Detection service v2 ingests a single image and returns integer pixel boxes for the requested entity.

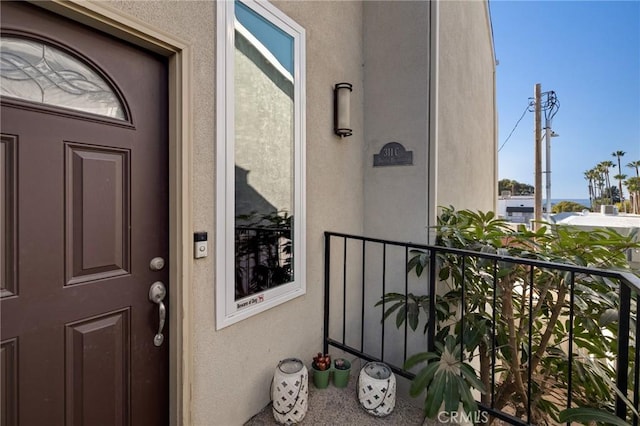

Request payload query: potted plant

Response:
[332,357,351,388]
[311,353,331,389]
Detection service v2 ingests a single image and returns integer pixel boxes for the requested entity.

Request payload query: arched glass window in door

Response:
[0,37,126,120]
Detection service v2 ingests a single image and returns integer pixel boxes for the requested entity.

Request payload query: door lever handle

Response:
[149,281,167,347]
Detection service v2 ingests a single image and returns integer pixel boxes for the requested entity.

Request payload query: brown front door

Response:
[0,3,169,425]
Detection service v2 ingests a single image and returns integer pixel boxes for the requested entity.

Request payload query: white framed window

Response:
[216,0,306,329]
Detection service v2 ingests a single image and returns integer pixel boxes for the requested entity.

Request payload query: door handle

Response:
[149,281,167,347]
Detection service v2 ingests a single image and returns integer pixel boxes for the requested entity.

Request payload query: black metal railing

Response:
[324,231,640,425]
[235,226,292,299]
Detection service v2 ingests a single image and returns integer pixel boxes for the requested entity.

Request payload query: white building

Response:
[497,193,537,226]
[556,210,640,268]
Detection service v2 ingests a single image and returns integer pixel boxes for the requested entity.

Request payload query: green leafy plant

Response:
[381,207,640,424]
[551,200,589,213]
[405,335,485,418]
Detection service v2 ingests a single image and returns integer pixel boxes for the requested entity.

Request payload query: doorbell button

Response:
[194,232,208,259]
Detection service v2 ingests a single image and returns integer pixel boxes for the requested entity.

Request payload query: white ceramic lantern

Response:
[271,358,308,424]
[358,361,396,417]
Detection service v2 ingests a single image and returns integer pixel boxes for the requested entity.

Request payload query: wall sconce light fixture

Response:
[334,82,353,137]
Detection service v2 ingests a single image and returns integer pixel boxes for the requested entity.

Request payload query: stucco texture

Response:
[99,0,495,424]
[436,0,497,213]
[363,1,432,244]
[106,1,365,425]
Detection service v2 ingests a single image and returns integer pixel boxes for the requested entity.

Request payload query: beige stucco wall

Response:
[105,1,364,425]
[363,1,432,244]
[235,27,294,216]
[359,0,432,401]
[89,1,493,424]
[436,0,497,212]
[358,0,496,406]
[362,0,496,243]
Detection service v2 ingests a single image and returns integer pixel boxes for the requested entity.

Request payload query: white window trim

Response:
[216,0,306,329]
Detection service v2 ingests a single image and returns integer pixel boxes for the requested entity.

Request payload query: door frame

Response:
[27,2,193,425]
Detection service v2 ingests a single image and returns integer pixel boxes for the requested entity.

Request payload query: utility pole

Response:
[525,87,559,229]
[541,91,560,222]
[534,83,542,229]
[545,123,551,221]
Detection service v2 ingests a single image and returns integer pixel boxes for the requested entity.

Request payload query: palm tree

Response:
[627,160,640,178]
[596,163,605,201]
[596,174,605,201]
[598,161,615,201]
[612,151,626,208]
[584,169,598,210]
[624,176,640,214]
[614,174,627,211]
[593,166,603,199]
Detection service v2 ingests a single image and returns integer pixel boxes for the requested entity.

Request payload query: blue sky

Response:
[236,1,293,73]
[491,0,640,199]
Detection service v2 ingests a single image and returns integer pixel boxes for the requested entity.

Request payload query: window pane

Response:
[234,1,295,300]
[0,37,125,119]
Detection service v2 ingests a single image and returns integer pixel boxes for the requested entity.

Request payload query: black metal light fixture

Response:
[334,82,353,137]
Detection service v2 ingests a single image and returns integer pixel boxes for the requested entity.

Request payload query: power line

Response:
[498,105,530,152]
[528,90,560,122]
[543,91,560,122]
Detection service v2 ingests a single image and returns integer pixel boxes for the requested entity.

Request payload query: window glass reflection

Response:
[234,1,295,300]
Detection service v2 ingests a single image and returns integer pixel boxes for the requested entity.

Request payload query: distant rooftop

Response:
[556,212,640,231]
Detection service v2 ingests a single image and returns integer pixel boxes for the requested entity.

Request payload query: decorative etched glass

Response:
[0,37,125,119]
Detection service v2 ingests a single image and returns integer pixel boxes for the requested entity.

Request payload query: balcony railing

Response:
[235,225,292,299]
[324,231,640,425]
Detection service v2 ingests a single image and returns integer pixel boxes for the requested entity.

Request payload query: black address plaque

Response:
[373,142,413,167]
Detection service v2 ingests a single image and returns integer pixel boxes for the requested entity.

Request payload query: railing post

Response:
[616,283,631,420]
[381,243,387,360]
[323,232,331,355]
[491,260,498,409]
[567,271,576,422]
[635,302,640,426]
[427,249,437,353]
[404,246,409,363]
[361,240,366,353]
[342,237,348,345]
[527,266,534,423]
[460,255,466,362]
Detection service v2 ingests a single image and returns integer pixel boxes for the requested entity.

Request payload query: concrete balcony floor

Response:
[245,372,427,426]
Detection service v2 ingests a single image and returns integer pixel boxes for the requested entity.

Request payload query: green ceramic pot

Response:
[312,365,331,389]
[332,359,351,388]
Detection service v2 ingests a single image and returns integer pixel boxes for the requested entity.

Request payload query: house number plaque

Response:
[373,142,413,167]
